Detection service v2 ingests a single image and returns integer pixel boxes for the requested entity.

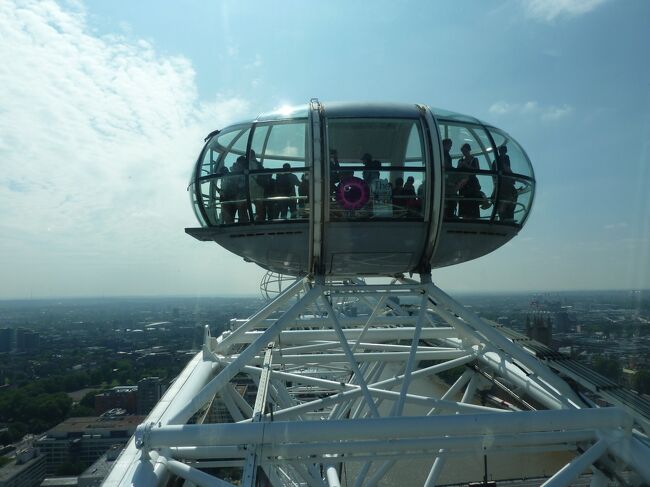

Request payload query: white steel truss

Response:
[103,276,650,487]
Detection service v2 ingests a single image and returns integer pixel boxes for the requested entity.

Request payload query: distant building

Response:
[0,329,12,353]
[13,329,39,353]
[136,378,163,415]
[36,416,143,474]
[0,447,47,487]
[94,387,137,415]
[554,309,577,333]
[526,312,552,347]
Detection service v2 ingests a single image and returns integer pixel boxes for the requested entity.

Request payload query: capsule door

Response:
[321,116,432,276]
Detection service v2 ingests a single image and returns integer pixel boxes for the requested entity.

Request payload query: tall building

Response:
[554,309,577,333]
[36,416,143,474]
[13,329,39,353]
[136,378,162,415]
[525,312,553,347]
[0,329,12,353]
[0,447,46,487]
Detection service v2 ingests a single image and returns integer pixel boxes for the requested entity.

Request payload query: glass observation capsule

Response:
[186,100,535,277]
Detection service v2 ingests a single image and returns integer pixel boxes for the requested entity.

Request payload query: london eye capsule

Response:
[186,100,535,277]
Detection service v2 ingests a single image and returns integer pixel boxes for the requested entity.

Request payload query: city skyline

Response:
[1,0,649,298]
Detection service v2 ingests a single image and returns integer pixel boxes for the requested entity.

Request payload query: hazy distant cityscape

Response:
[1,290,649,485]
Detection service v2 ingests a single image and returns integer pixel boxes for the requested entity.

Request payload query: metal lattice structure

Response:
[103,276,650,487]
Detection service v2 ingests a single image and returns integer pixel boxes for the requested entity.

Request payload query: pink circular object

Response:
[336,176,370,210]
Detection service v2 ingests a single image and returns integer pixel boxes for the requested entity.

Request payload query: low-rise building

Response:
[0,447,46,487]
[77,446,121,487]
[93,386,137,415]
[36,416,143,474]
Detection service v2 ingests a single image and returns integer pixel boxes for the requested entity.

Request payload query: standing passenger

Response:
[275,163,301,219]
[442,138,457,219]
[248,150,267,221]
[232,156,250,223]
[457,143,481,219]
[403,176,418,217]
[496,145,517,222]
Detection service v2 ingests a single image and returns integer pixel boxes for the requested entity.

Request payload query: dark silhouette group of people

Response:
[215,141,518,225]
[217,150,308,224]
[330,150,423,218]
[443,138,518,222]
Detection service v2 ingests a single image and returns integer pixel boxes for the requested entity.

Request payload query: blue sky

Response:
[0,0,648,298]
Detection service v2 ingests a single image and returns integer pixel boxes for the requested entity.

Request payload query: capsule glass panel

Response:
[326,118,426,221]
[438,121,496,221]
[195,126,251,226]
[437,121,494,170]
[247,121,309,223]
[247,168,309,222]
[487,128,534,177]
[251,121,308,168]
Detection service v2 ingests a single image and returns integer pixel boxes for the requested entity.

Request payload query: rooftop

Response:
[44,416,145,436]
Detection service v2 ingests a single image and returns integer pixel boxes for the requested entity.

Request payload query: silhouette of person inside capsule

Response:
[248,149,268,221]
[360,154,381,215]
[361,153,380,184]
[442,138,458,219]
[495,145,517,222]
[230,156,250,223]
[403,176,418,216]
[275,163,301,219]
[218,166,235,224]
[456,143,482,219]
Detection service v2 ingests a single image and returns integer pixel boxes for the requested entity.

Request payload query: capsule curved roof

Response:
[321,101,421,119]
[428,106,486,125]
[243,101,492,127]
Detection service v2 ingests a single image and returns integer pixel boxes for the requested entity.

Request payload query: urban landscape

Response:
[0,289,649,486]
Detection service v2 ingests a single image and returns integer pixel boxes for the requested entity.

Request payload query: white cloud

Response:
[540,104,574,121]
[523,0,608,22]
[488,100,573,122]
[604,222,629,230]
[245,54,263,70]
[0,0,253,297]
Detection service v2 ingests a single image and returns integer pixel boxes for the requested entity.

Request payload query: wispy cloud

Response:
[522,0,609,22]
[604,222,629,230]
[0,0,252,297]
[245,54,263,70]
[489,100,573,122]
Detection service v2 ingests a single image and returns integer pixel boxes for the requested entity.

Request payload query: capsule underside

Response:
[186,102,535,277]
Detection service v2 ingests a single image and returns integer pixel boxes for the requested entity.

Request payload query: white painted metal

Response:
[104,276,650,487]
[540,439,608,487]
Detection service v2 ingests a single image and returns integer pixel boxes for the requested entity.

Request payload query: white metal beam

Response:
[540,439,608,487]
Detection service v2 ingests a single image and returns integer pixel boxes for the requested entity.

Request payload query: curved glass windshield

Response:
[437,119,535,225]
[191,121,310,226]
[487,127,534,177]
